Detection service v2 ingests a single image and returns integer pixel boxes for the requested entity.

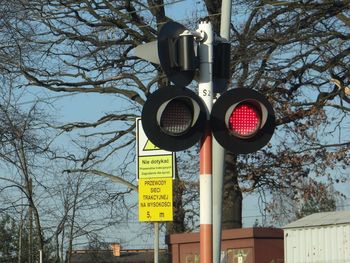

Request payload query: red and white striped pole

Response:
[198,21,213,263]
[200,127,212,263]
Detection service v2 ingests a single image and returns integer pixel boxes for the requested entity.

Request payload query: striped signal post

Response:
[198,21,213,263]
[200,127,212,263]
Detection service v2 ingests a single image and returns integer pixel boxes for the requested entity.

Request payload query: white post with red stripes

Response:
[198,21,214,263]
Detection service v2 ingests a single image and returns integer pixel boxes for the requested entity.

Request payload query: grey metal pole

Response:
[154,222,159,263]
[213,1,232,263]
[220,0,233,40]
[212,137,225,263]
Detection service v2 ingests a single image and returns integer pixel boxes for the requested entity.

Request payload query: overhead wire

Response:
[16,73,159,106]
[17,92,80,106]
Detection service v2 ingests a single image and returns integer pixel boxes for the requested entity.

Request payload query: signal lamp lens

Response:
[160,99,193,136]
[228,102,261,138]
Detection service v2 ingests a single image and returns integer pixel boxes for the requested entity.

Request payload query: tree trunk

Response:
[67,180,80,263]
[28,179,33,263]
[18,216,23,263]
[166,157,185,234]
[222,151,242,229]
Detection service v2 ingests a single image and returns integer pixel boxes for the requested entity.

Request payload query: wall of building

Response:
[167,227,284,263]
[284,225,350,263]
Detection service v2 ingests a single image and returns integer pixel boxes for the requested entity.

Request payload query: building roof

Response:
[71,249,168,263]
[283,211,350,229]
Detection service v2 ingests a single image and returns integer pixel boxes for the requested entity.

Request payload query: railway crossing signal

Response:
[136,21,275,153]
[135,19,276,263]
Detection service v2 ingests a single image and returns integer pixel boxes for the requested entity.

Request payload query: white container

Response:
[283,211,350,263]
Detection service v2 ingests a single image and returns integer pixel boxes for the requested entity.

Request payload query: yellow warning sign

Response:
[138,178,173,222]
[138,154,173,179]
[143,140,160,151]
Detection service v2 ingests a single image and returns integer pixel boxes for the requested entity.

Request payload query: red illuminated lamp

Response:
[210,88,275,154]
[228,103,261,138]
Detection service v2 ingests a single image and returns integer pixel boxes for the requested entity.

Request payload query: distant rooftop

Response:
[71,249,168,263]
[283,211,350,229]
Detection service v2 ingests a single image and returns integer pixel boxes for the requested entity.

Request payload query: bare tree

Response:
[0,87,134,262]
[1,0,350,233]
[0,91,49,260]
[0,1,142,261]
